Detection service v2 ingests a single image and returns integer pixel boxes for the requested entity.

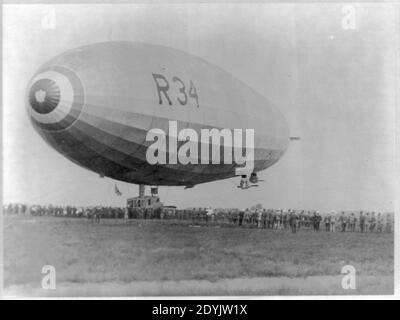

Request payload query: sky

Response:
[2,3,398,212]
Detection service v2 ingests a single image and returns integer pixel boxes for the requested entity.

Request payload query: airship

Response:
[26,41,290,189]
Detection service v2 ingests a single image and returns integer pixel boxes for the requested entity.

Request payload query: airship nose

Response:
[28,78,61,114]
[26,66,84,131]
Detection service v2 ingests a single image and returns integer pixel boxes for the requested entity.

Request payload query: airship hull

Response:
[27,42,289,186]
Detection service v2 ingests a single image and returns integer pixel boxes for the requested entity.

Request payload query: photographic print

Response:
[2,1,397,298]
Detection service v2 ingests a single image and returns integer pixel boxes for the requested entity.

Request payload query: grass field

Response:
[2,216,394,296]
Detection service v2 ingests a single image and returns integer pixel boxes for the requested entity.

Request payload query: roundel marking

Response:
[29,79,61,114]
[27,65,85,131]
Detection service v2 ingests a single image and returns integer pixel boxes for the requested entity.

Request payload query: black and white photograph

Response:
[1,1,398,299]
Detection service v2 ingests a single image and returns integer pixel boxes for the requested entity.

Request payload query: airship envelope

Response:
[26,42,289,186]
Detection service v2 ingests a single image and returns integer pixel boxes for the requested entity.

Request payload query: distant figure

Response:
[238,210,244,226]
[314,211,321,232]
[206,206,213,224]
[266,210,273,229]
[376,213,383,233]
[324,214,330,232]
[330,212,336,232]
[289,211,298,233]
[239,176,249,189]
[95,212,101,224]
[283,210,288,229]
[256,209,262,228]
[261,209,267,229]
[359,212,365,233]
[159,208,165,220]
[370,212,376,233]
[86,209,91,221]
[385,214,392,233]
[340,212,347,232]
[90,208,101,224]
[274,210,278,229]
[243,208,252,227]
[364,212,370,233]
[349,213,356,232]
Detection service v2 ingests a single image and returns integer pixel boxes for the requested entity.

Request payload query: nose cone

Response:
[29,79,61,114]
[26,66,84,132]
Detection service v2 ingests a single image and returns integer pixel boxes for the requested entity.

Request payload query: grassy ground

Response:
[3,216,394,296]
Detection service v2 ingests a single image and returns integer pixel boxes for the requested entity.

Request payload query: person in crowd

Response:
[385,213,392,233]
[267,210,273,229]
[261,209,267,229]
[359,211,365,233]
[339,212,347,232]
[376,212,383,233]
[283,210,289,229]
[364,212,370,233]
[243,208,252,227]
[349,213,356,232]
[324,214,330,232]
[314,211,321,232]
[330,211,336,232]
[289,210,298,233]
[370,212,376,233]
[238,210,244,226]
[257,209,263,228]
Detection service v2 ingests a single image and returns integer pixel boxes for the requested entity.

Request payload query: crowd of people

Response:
[2,203,125,219]
[3,202,393,234]
[224,209,393,234]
